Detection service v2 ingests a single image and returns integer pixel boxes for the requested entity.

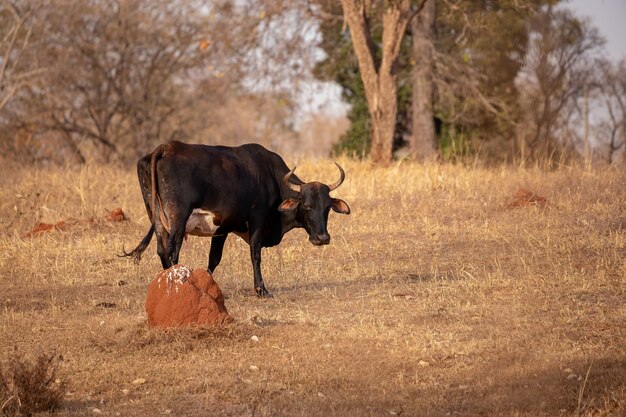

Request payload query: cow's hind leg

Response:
[163,210,190,267]
[165,231,186,266]
[156,227,171,269]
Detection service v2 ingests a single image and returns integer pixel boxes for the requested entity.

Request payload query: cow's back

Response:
[154,142,288,235]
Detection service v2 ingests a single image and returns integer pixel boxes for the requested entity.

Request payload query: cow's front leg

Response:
[249,237,272,298]
[208,234,228,273]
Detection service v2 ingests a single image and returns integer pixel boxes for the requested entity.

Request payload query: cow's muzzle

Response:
[310,233,330,246]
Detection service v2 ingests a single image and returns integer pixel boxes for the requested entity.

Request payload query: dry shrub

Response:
[0,352,65,417]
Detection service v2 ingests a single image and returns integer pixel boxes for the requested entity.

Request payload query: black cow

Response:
[124,141,350,297]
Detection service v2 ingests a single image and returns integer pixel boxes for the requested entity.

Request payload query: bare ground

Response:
[0,160,624,416]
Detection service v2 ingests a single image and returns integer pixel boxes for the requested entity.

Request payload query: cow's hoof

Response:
[255,287,273,298]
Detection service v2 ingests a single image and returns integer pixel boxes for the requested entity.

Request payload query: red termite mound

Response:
[145,265,231,328]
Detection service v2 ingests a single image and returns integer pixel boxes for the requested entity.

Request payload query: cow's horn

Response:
[327,162,345,191]
[283,166,301,193]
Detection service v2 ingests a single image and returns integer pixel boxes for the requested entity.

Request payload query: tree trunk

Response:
[341,0,414,165]
[370,65,400,164]
[409,0,436,160]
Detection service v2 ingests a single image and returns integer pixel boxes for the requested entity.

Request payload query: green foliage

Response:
[438,124,471,161]
[331,76,371,157]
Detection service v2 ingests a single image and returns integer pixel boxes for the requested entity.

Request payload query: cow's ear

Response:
[278,198,299,212]
[331,198,350,215]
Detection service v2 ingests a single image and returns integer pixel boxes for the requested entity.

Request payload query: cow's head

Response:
[278,163,350,246]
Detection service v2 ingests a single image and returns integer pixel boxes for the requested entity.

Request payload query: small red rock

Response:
[103,207,128,222]
[145,265,231,327]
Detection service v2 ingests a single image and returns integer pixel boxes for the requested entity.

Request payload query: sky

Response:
[568,0,626,61]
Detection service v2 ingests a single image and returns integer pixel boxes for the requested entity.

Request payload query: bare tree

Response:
[2,0,319,164]
[596,60,626,164]
[11,0,247,163]
[0,1,41,112]
[516,7,604,161]
[340,0,428,165]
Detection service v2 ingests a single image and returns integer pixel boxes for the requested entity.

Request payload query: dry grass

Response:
[0,158,624,417]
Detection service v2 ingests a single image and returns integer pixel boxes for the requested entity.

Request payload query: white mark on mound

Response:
[157,264,193,295]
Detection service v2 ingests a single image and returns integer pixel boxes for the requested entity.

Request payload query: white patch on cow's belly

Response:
[185,209,220,237]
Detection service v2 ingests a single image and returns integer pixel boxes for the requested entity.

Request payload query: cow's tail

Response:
[120,144,167,263]
[121,224,154,263]
[150,144,171,234]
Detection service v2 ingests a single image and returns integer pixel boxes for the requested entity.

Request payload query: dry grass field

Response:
[0,158,624,417]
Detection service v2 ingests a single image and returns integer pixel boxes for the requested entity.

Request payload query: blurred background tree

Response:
[594,59,626,164]
[0,0,316,164]
[0,0,622,165]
